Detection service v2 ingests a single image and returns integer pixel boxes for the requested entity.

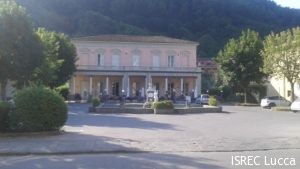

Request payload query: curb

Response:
[0,150,149,157]
[2,147,300,157]
[0,130,64,138]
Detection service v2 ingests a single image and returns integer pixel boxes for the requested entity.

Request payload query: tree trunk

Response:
[244,88,247,104]
[290,82,295,102]
[0,80,7,100]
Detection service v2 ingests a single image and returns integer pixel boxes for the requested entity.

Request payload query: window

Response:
[168,83,174,93]
[112,82,119,96]
[155,83,160,91]
[168,55,175,67]
[153,55,160,67]
[183,83,189,95]
[132,55,140,66]
[112,55,120,66]
[97,54,104,66]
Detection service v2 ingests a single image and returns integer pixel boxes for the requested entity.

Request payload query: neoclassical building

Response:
[70,35,201,100]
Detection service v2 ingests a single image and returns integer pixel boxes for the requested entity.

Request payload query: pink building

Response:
[70,35,201,100]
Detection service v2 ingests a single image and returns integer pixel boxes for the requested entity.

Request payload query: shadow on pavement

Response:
[67,104,177,130]
[1,152,226,169]
[67,113,177,130]
[0,131,226,169]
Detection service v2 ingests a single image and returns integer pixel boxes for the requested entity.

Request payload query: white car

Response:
[260,96,290,108]
[291,98,300,112]
[196,94,209,104]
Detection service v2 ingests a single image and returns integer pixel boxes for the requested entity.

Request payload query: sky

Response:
[272,0,300,9]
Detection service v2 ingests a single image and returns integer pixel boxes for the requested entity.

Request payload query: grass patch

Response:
[271,106,291,111]
[237,103,259,106]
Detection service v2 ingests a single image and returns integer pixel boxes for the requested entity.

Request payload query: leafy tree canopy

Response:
[262,27,300,101]
[34,28,77,88]
[15,0,300,58]
[0,1,43,99]
[216,29,264,102]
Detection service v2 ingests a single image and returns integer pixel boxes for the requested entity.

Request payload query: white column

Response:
[165,77,168,93]
[127,76,130,97]
[145,76,148,90]
[97,83,100,95]
[106,77,109,95]
[194,85,198,98]
[180,77,183,95]
[149,74,152,86]
[195,72,201,98]
[89,76,93,95]
[73,76,76,94]
[122,76,125,91]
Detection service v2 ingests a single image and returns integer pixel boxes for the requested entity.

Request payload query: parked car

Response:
[195,94,209,104]
[291,98,300,112]
[260,96,290,108]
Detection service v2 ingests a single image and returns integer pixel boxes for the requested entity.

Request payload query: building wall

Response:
[0,81,16,100]
[73,41,197,68]
[266,76,300,101]
[71,39,201,99]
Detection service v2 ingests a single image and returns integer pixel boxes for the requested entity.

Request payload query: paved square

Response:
[65,104,300,152]
[1,104,300,169]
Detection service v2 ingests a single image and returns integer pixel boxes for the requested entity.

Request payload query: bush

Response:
[151,100,174,109]
[56,85,69,100]
[0,101,10,131]
[143,102,152,109]
[208,88,220,96]
[209,96,218,106]
[92,97,100,107]
[10,86,68,132]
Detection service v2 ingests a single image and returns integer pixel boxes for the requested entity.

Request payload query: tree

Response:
[0,1,43,99]
[216,29,265,103]
[262,27,300,102]
[16,0,300,58]
[34,28,77,88]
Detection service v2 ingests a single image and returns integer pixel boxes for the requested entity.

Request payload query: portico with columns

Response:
[70,73,200,100]
[70,35,201,100]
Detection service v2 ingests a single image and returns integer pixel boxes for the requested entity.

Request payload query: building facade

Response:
[266,76,300,101]
[70,35,201,100]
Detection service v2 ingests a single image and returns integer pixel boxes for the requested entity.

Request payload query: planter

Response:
[203,105,218,108]
[89,106,96,112]
[154,109,174,114]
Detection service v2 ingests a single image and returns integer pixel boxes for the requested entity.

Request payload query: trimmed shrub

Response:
[209,96,218,106]
[0,101,10,131]
[56,85,69,100]
[151,100,174,109]
[92,97,100,107]
[10,86,68,132]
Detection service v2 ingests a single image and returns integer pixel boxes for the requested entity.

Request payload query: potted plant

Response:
[89,97,100,112]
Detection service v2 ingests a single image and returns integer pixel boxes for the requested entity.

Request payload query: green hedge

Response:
[10,86,68,132]
[209,96,218,106]
[151,100,174,109]
[0,101,10,131]
[56,85,69,100]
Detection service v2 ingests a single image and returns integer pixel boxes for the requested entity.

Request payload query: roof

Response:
[72,34,198,45]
